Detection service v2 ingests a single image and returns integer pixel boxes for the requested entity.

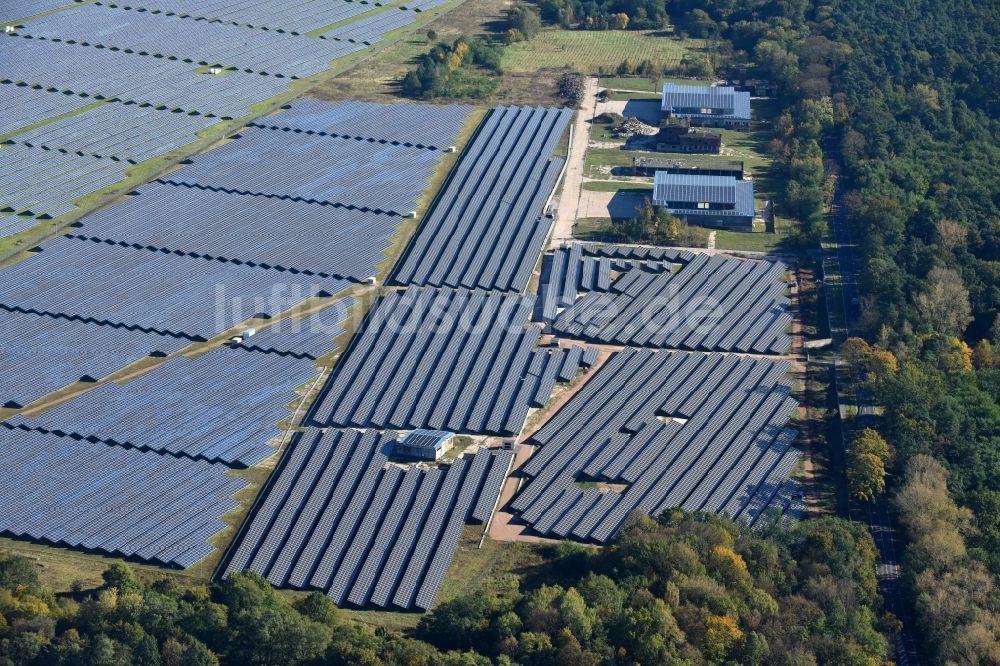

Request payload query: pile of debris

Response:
[612,116,659,138]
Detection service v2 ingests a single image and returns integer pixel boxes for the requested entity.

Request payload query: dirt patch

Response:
[577,188,645,218]
[496,70,567,107]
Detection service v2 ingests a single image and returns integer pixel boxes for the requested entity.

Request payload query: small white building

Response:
[394,429,454,461]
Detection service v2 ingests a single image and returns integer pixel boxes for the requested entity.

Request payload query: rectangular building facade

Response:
[655,124,722,153]
[661,83,751,130]
[652,172,755,229]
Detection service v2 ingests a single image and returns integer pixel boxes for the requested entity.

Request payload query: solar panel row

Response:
[311,287,592,435]
[576,242,696,262]
[392,105,572,292]
[69,185,396,280]
[7,307,351,466]
[223,428,513,610]
[510,349,800,541]
[0,427,246,567]
[552,253,792,354]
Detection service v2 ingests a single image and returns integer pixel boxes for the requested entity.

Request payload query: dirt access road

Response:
[549,76,598,247]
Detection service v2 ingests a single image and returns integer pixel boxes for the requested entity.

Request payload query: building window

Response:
[697,202,709,209]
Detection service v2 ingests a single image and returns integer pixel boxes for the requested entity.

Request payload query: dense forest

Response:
[820,0,1000,660]
[0,513,889,665]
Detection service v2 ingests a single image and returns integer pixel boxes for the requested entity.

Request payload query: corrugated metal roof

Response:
[652,173,755,217]
[399,429,454,450]
[661,83,751,120]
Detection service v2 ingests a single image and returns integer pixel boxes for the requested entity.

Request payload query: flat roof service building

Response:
[652,172,756,229]
[394,429,455,461]
[661,83,751,129]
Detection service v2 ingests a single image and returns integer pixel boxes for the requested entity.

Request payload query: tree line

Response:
[0,510,890,665]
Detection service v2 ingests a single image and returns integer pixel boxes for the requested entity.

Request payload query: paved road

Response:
[822,145,922,665]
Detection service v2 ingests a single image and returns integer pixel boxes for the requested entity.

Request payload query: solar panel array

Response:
[7,306,352,467]
[311,287,593,435]
[251,98,472,150]
[1,143,125,218]
[401,0,453,10]
[511,349,801,541]
[1,216,49,239]
[0,0,70,22]
[661,83,751,120]
[13,102,218,163]
[0,86,91,135]
[551,253,792,354]
[159,126,446,215]
[0,306,191,408]
[0,426,246,568]
[69,185,395,279]
[319,6,416,43]
[18,5,358,77]
[61,100,468,277]
[392,106,572,292]
[538,242,681,321]
[2,41,290,118]
[89,0,374,35]
[223,428,514,610]
[0,235,351,340]
[2,102,221,217]
[652,173,755,219]
[0,0,448,227]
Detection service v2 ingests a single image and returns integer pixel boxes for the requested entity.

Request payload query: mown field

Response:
[502,29,704,75]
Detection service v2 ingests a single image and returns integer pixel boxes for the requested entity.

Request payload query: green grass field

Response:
[584,147,665,178]
[599,76,661,92]
[581,180,652,192]
[604,89,662,101]
[502,29,704,75]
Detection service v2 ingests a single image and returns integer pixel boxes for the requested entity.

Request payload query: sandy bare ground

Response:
[576,188,647,219]
[550,76,598,247]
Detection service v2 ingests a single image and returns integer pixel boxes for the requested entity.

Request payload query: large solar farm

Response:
[1,0,805,615]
